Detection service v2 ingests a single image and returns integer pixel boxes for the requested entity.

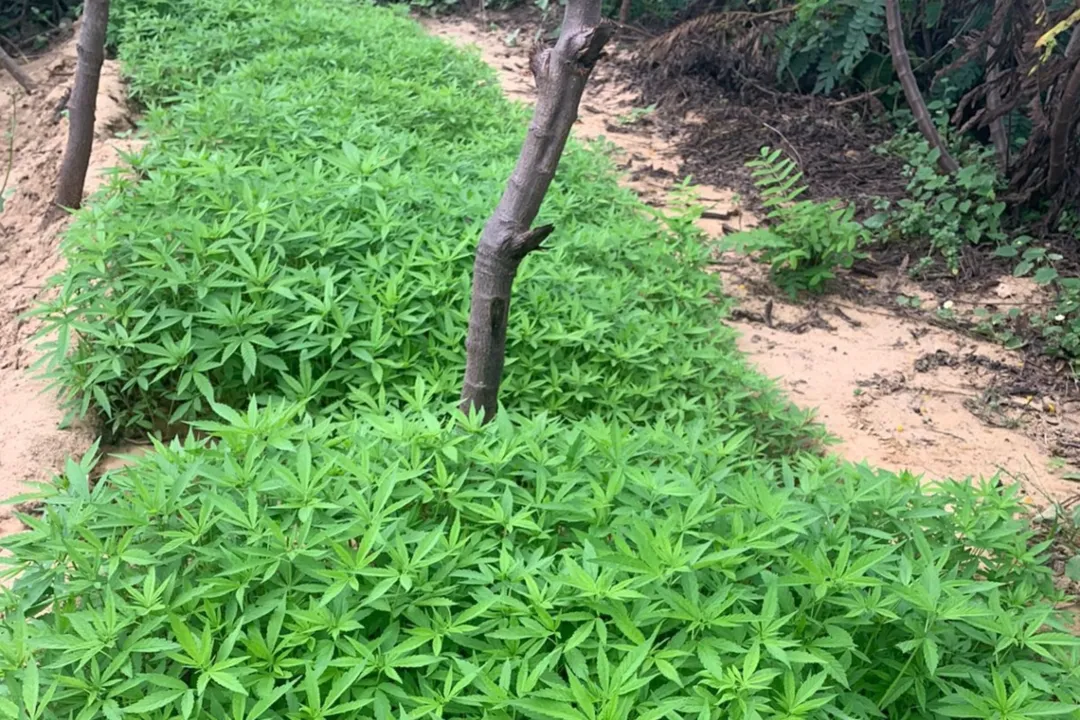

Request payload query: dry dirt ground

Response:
[422,14,1080,505]
[0,34,139,536]
[0,19,1078,539]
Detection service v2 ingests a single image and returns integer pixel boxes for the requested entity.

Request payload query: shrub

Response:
[2,404,1078,720]
[776,0,889,95]
[874,130,1006,273]
[724,147,868,295]
[35,0,814,453]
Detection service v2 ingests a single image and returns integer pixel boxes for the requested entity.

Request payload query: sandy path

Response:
[422,14,1080,504]
[0,35,140,535]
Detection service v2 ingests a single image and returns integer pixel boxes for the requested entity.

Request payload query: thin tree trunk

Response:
[1066,25,1080,62]
[618,0,631,24]
[1048,55,1080,191]
[460,0,613,422]
[885,0,958,174]
[54,0,110,211]
[985,0,1009,172]
[0,46,34,94]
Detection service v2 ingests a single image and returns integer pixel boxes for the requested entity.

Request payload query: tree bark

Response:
[54,0,110,211]
[884,0,958,174]
[985,0,1010,173]
[1048,54,1080,191]
[0,46,35,94]
[618,0,631,25]
[1067,25,1080,62]
[460,0,613,422]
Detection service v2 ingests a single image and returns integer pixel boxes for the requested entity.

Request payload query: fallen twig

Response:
[0,45,34,94]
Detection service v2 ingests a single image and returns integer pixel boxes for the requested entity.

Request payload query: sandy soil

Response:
[422,14,1080,504]
[0,34,139,535]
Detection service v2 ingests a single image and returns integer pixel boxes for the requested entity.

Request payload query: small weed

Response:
[993,236,1080,365]
[875,131,1005,273]
[615,103,656,126]
[724,146,868,295]
[895,294,922,309]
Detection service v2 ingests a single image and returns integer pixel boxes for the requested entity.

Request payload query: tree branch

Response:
[984,0,1010,172]
[885,0,958,174]
[54,0,110,211]
[0,45,34,94]
[460,0,613,422]
[1048,54,1080,191]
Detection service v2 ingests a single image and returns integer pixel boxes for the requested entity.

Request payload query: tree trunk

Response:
[460,0,613,422]
[1066,24,1080,62]
[884,0,958,174]
[1048,54,1080,191]
[985,0,1009,173]
[54,0,110,211]
[618,0,631,25]
[0,46,35,94]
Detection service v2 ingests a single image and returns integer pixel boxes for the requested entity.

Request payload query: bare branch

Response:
[54,0,111,211]
[460,0,613,422]
[985,0,1011,171]
[1048,54,1080,190]
[0,46,34,94]
[885,0,958,174]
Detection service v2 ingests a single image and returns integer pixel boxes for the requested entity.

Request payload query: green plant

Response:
[3,403,1079,720]
[776,0,889,94]
[991,237,1080,366]
[1035,279,1080,366]
[876,130,1006,273]
[724,147,868,294]
[615,104,656,126]
[34,0,814,454]
[995,237,1065,286]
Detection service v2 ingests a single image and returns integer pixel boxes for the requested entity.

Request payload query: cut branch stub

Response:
[460,0,613,423]
[885,0,958,174]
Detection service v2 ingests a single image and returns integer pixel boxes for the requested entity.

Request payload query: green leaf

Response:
[131,639,182,653]
[1034,266,1059,285]
[922,638,939,676]
[22,656,39,717]
[209,671,249,696]
[512,699,589,720]
[241,341,258,378]
[123,690,186,714]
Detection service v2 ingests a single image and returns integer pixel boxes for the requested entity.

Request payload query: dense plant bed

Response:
[10,0,1080,718]
[2,406,1078,719]
[34,0,812,455]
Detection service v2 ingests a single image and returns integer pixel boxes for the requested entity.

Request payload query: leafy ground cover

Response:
[4,403,1077,720]
[3,0,1080,719]
[33,0,811,456]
